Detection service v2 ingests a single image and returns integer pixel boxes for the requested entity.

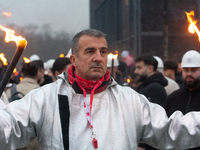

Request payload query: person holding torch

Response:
[1,29,200,149]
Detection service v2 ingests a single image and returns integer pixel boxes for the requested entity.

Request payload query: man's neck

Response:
[187,84,200,91]
[147,72,155,78]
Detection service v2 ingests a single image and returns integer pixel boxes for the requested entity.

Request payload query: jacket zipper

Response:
[185,92,192,114]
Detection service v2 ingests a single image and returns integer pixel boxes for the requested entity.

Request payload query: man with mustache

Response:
[2,30,200,149]
[163,50,200,150]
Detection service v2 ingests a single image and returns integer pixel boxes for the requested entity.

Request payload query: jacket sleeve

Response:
[138,95,200,149]
[143,83,167,105]
[0,87,46,150]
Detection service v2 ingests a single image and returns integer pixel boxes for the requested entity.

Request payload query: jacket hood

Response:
[142,72,168,87]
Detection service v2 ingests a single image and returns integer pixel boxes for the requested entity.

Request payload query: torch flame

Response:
[60,54,65,58]
[108,53,118,59]
[127,78,130,83]
[13,68,19,76]
[185,11,200,41]
[0,53,8,66]
[23,57,30,63]
[0,24,27,48]
[13,68,17,73]
[3,12,12,17]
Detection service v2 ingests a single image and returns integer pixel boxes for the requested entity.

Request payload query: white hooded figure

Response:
[66,49,72,58]
[154,56,179,95]
[29,54,40,62]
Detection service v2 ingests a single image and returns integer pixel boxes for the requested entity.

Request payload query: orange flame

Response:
[60,54,65,58]
[0,53,8,66]
[108,53,118,59]
[185,11,200,41]
[20,77,23,81]
[127,78,130,83]
[0,24,27,48]
[13,68,17,73]
[3,12,12,17]
[23,57,30,63]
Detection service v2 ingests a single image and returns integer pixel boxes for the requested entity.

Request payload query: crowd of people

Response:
[0,29,200,150]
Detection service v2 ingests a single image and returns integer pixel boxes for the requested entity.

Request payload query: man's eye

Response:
[101,50,107,54]
[87,51,93,53]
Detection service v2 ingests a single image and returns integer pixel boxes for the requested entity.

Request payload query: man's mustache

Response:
[89,63,103,69]
[186,76,194,80]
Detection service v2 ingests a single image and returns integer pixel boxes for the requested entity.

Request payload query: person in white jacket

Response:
[1,29,200,150]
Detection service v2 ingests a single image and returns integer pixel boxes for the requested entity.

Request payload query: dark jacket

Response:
[163,85,200,116]
[115,72,127,86]
[137,72,168,105]
[162,85,200,150]
[138,73,168,150]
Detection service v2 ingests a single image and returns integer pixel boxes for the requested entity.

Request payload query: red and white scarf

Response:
[68,65,111,149]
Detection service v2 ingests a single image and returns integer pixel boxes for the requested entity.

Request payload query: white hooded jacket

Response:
[0,72,200,149]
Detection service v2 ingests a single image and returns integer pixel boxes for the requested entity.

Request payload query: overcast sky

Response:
[0,0,89,35]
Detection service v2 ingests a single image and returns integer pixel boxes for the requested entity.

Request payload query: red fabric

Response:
[68,65,110,94]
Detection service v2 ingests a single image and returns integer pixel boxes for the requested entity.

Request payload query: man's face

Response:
[70,35,108,81]
[134,61,149,82]
[182,67,200,89]
[163,68,174,79]
[128,75,141,90]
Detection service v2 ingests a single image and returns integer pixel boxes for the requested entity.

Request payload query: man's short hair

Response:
[21,62,38,79]
[32,60,44,71]
[52,57,71,76]
[164,60,178,73]
[128,67,137,79]
[71,29,106,57]
[135,55,158,72]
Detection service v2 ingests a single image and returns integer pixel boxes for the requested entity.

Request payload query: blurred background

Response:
[0,0,200,69]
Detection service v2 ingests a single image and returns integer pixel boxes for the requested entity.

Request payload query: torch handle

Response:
[0,46,24,97]
[111,58,114,77]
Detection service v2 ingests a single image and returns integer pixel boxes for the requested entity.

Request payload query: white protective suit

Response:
[0,72,200,150]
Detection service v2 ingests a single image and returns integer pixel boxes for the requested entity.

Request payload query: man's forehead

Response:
[182,67,200,70]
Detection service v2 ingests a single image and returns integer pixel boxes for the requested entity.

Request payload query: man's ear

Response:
[148,65,154,72]
[55,71,60,78]
[70,54,77,67]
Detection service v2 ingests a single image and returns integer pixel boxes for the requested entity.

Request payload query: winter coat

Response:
[137,72,168,105]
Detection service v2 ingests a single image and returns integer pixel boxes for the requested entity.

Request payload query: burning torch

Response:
[108,53,118,77]
[0,24,27,97]
[185,11,200,42]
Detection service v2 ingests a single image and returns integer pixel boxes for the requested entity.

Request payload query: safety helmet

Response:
[107,54,119,67]
[181,50,200,68]
[153,56,164,72]
[66,48,72,58]
[29,54,40,62]
[44,59,55,70]
[121,50,129,57]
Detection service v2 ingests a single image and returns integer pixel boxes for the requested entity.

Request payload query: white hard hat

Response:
[153,56,164,72]
[66,48,72,58]
[44,59,55,70]
[121,50,129,57]
[29,54,40,62]
[181,50,200,68]
[107,54,119,67]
